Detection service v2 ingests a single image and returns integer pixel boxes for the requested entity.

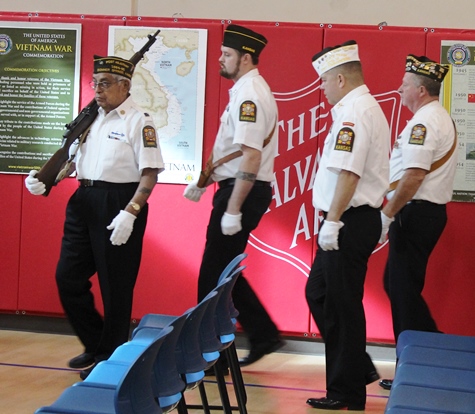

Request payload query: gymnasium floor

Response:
[0,329,394,413]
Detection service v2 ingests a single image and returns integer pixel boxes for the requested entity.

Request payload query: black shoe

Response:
[365,370,380,385]
[79,364,96,380]
[379,378,393,390]
[68,352,95,369]
[239,337,284,367]
[204,366,230,377]
[306,397,364,411]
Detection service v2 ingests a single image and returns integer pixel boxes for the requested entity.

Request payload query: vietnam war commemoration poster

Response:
[0,22,81,173]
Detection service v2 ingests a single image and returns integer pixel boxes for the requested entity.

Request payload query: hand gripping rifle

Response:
[36,29,161,196]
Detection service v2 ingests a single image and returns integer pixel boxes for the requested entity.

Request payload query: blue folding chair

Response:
[183,275,238,414]
[188,265,248,414]
[35,326,173,414]
[134,291,218,414]
[215,266,248,414]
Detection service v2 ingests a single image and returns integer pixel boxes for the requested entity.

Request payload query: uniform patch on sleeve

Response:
[334,127,355,152]
[409,124,426,145]
[239,100,257,122]
[143,126,157,148]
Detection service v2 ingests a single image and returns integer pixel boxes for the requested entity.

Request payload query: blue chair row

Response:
[35,253,248,414]
[135,258,248,414]
[385,330,475,413]
[35,326,173,414]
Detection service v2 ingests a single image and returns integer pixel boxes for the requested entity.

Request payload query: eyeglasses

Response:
[89,79,123,90]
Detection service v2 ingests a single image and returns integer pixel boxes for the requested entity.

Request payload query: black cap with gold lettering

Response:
[222,24,267,57]
[93,55,135,79]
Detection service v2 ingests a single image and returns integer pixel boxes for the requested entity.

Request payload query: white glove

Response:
[318,220,344,251]
[107,210,136,246]
[379,211,395,244]
[221,212,242,236]
[183,182,206,202]
[25,170,46,195]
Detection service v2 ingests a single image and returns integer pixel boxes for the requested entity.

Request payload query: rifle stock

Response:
[36,29,161,196]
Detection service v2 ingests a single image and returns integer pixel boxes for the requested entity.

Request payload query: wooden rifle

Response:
[36,29,161,196]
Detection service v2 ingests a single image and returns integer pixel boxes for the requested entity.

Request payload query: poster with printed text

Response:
[441,40,475,202]
[108,26,207,184]
[0,22,81,173]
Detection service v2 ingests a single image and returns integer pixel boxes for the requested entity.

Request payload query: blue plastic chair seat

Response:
[35,326,173,414]
[393,362,475,393]
[386,384,475,413]
[37,385,118,414]
[397,330,475,359]
[386,407,444,414]
[398,345,475,371]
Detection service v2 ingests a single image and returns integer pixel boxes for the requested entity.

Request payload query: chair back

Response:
[176,290,217,376]
[217,253,247,285]
[215,265,245,338]
[114,325,173,414]
[200,278,231,359]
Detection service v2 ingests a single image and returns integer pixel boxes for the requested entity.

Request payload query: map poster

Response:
[0,22,81,174]
[441,40,475,202]
[108,26,208,184]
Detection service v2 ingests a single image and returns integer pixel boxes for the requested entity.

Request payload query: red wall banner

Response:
[1,12,474,343]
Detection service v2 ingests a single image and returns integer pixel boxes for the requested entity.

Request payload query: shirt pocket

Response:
[103,138,133,169]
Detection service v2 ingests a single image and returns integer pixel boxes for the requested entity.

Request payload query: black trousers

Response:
[198,183,279,347]
[55,183,147,361]
[384,201,447,341]
[305,205,381,407]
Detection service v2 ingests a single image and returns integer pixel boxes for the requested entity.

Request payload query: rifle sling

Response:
[197,120,277,188]
[55,125,92,183]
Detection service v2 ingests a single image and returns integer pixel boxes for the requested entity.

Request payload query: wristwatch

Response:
[128,201,141,213]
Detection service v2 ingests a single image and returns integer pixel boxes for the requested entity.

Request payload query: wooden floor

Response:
[0,329,395,413]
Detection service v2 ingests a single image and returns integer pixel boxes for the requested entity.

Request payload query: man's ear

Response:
[337,73,345,88]
[123,79,131,90]
[242,53,253,64]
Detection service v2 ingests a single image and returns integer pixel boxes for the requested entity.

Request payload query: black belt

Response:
[322,204,380,218]
[218,178,271,189]
[78,179,139,189]
[408,200,439,206]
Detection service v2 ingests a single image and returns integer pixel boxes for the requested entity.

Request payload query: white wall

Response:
[0,0,474,30]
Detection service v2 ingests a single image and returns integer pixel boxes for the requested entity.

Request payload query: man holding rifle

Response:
[25,55,164,379]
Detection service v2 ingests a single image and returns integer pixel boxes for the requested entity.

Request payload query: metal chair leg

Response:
[226,343,248,414]
[197,381,212,414]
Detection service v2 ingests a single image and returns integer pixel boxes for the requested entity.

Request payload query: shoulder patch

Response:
[143,126,157,148]
[334,127,355,152]
[409,124,426,145]
[239,100,257,122]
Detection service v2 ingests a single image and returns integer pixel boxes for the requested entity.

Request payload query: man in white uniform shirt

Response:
[305,40,390,410]
[378,55,456,391]
[184,24,283,369]
[25,56,164,379]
